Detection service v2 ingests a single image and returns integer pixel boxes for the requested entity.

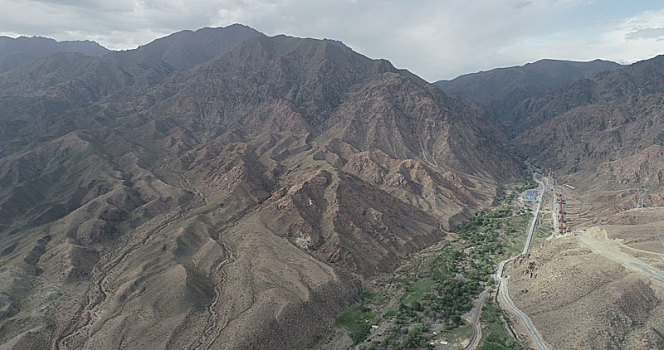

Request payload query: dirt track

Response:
[506,206,664,349]
[577,228,664,283]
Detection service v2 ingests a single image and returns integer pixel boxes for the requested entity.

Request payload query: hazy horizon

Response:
[2,0,663,81]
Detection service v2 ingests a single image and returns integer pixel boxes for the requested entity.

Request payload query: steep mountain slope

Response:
[512,55,664,131]
[435,59,621,133]
[0,24,263,104]
[435,54,664,350]
[0,30,521,349]
[153,35,517,179]
[516,55,664,197]
[0,36,109,73]
[0,24,265,159]
[130,24,264,70]
[435,54,664,210]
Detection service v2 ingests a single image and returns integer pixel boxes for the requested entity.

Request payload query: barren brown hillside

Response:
[0,28,521,349]
[507,207,664,350]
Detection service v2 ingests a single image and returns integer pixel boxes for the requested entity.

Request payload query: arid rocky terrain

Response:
[0,25,523,350]
[434,59,622,134]
[507,205,664,350]
[441,56,664,350]
[0,36,109,73]
[1,22,664,350]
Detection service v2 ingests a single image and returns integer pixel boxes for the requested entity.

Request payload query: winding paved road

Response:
[493,176,549,350]
[494,259,549,350]
[464,287,490,350]
[466,174,548,350]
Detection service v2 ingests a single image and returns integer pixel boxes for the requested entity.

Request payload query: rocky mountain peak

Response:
[132,24,265,70]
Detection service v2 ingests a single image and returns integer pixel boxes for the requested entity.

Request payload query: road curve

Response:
[493,176,549,350]
[465,176,543,350]
[465,287,490,350]
[494,259,549,350]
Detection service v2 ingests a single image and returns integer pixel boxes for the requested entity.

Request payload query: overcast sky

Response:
[2,0,664,81]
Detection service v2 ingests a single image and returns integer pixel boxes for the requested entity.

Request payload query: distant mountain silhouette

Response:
[515,55,664,191]
[0,35,109,72]
[435,59,622,133]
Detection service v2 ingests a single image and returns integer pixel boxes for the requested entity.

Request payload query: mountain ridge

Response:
[0,35,109,73]
[0,26,522,350]
[434,58,622,133]
[515,54,664,195]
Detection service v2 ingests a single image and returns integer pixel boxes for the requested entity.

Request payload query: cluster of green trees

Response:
[336,305,376,345]
[355,205,531,349]
[479,300,527,350]
[461,207,511,232]
[363,324,433,350]
[498,176,538,203]
[428,248,477,328]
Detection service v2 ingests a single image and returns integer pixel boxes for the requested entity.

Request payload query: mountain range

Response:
[1,23,663,350]
[0,25,521,349]
[0,36,109,74]
[436,55,664,212]
[435,59,623,133]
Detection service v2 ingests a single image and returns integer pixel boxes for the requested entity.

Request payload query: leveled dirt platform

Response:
[505,207,664,350]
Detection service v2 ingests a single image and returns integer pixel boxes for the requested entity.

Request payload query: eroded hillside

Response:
[0,27,522,350]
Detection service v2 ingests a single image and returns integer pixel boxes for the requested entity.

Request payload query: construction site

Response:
[501,170,664,349]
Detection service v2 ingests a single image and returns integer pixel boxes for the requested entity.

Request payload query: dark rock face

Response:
[514,56,664,193]
[438,54,664,197]
[435,59,622,134]
[0,26,521,349]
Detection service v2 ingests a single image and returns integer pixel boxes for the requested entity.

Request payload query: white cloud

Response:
[1,0,663,80]
[499,8,664,69]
